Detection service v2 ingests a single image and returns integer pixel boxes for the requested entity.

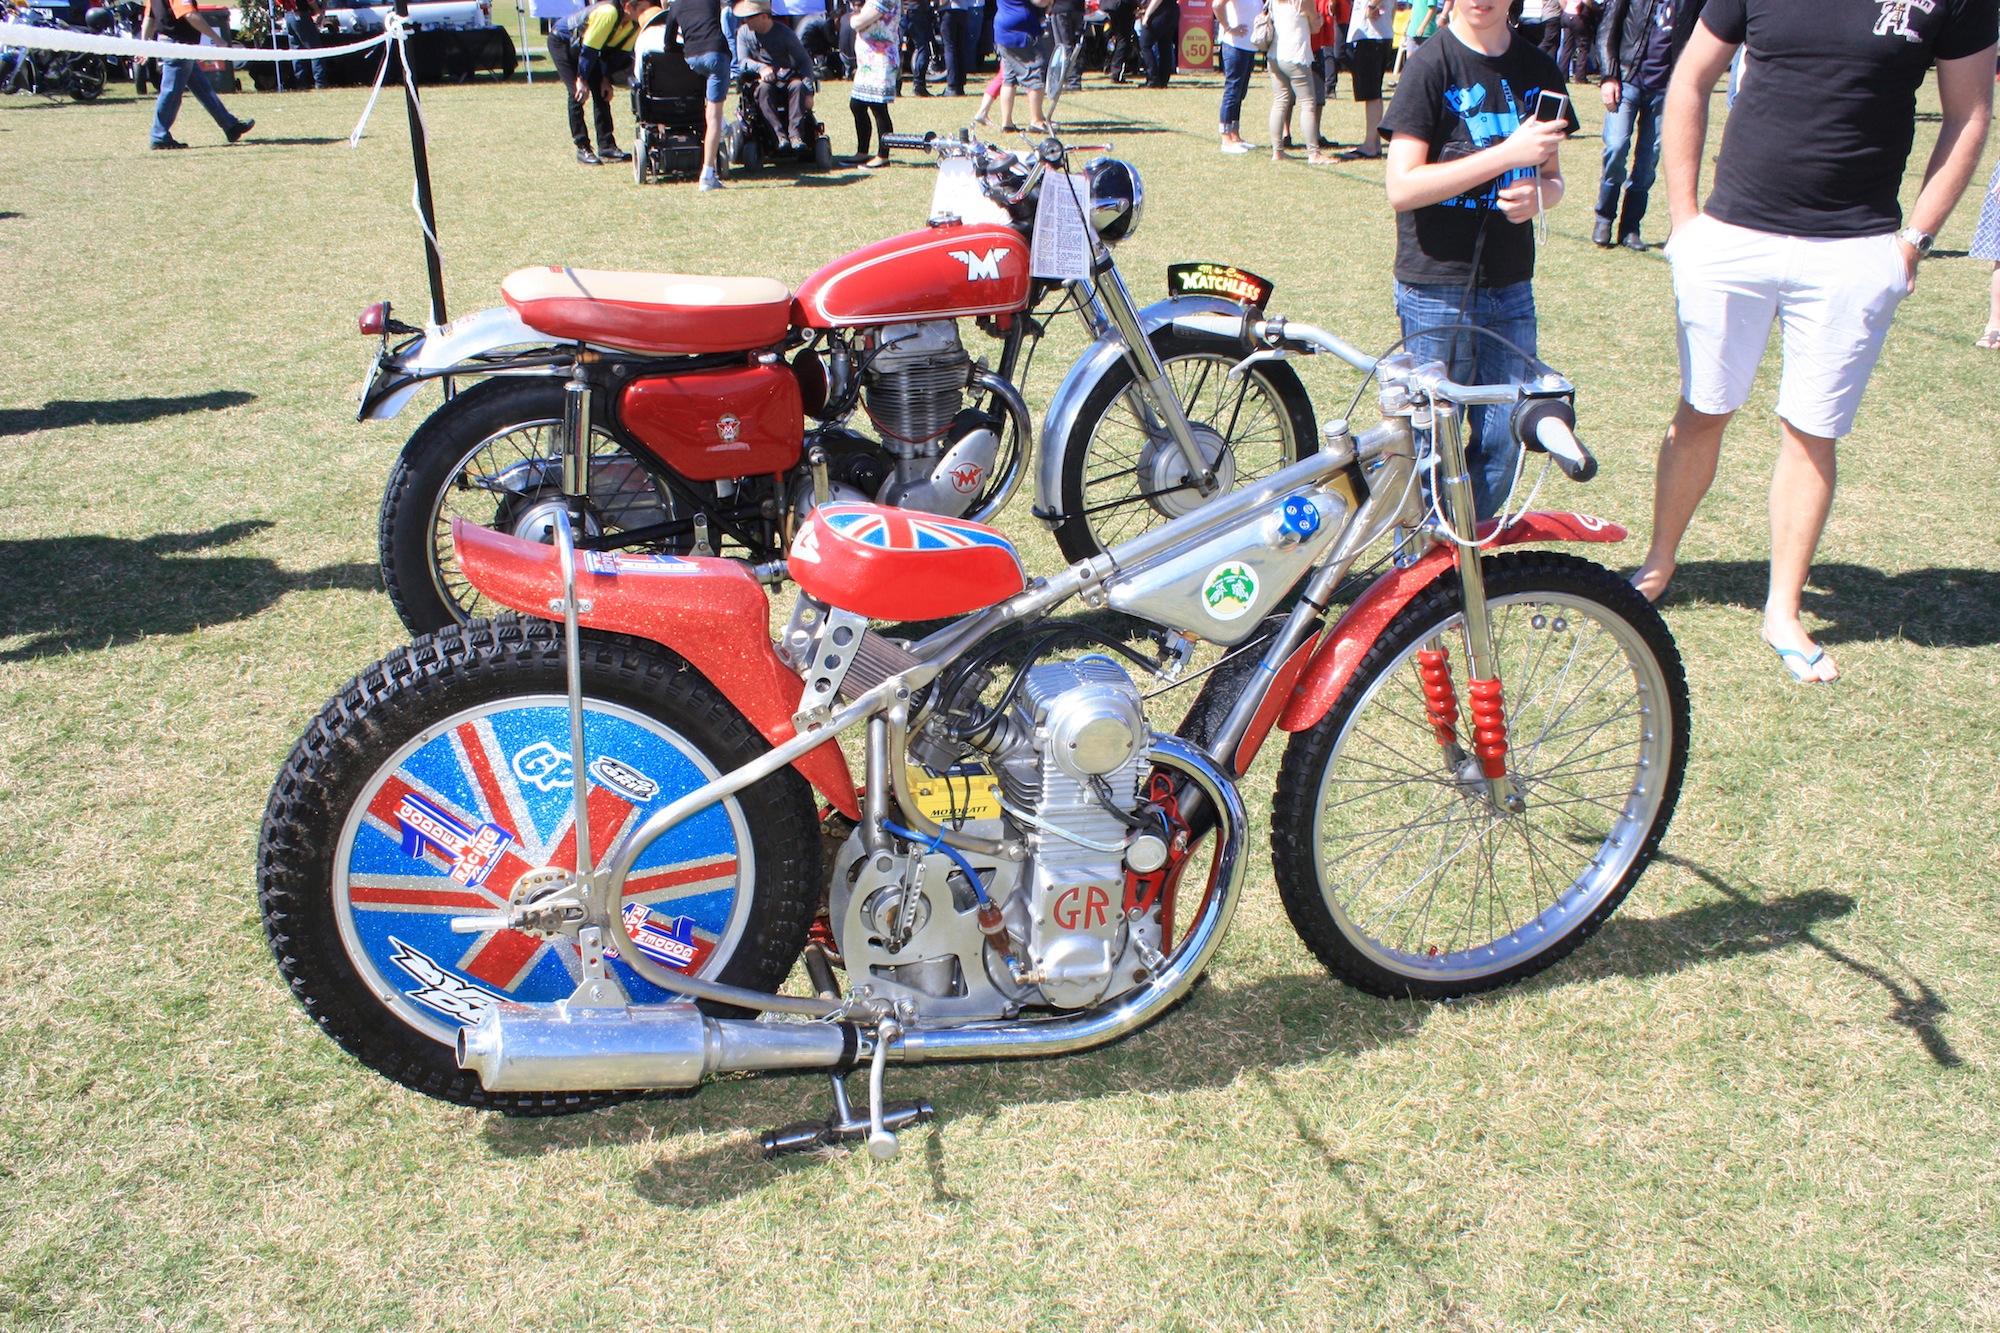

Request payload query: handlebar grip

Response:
[1513,397,1597,483]
[1535,417,1597,483]
[878,132,936,151]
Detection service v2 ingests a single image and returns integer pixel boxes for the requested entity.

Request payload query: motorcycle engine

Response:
[828,650,1163,1019]
[861,322,1000,518]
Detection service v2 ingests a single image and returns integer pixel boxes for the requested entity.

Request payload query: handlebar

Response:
[1512,397,1598,482]
[878,132,937,151]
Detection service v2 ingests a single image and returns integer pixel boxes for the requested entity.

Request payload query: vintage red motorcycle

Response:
[265,217,1691,1155]
[358,75,1318,634]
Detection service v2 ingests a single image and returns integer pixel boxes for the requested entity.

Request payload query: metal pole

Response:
[396,0,448,327]
[518,0,533,83]
[269,0,283,89]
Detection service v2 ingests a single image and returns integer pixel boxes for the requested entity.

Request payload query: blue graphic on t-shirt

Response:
[1441,78,1543,210]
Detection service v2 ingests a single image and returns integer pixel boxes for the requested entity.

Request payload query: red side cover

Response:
[1275,512,1628,738]
[618,364,803,482]
[451,520,859,816]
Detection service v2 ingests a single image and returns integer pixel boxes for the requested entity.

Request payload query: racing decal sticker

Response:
[589,755,658,803]
[582,551,700,576]
[394,792,514,888]
[1201,561,1259,622]
[340,704,749,1039]
[389,937,503,1024]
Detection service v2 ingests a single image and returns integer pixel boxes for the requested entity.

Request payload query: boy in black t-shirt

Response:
[1631,0,1996,683]
[1380,0,1577,519]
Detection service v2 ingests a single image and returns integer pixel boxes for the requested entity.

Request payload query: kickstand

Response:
[760,1025,932,1160]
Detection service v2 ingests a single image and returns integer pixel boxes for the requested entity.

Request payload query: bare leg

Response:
[998,83,1016,127]
[1360,98,1382,154]
[1630,398,1732,601]
[702,98,723,173]
[1987,263,2000,334]
[1763,418,1839,680]
[1026,87,1044,128]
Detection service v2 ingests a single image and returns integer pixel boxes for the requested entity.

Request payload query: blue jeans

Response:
[1393,280,1539,521]
[1596,82,1666,237]
[942,6,981,91]
[904,0,933,90]
[1218,42,1254,132]
[152,57,242,146]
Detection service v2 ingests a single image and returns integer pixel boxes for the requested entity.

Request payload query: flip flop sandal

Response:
[1976,328,2000,350]
[1764,637,1834,684]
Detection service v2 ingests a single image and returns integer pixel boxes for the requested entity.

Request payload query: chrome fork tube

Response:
[1095,260,1216,495]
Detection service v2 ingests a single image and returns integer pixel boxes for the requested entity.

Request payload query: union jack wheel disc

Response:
[332,695,754,1047]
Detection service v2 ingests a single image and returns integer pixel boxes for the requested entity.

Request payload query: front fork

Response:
[1073,259,1219,497]
[1426,400,1521,813]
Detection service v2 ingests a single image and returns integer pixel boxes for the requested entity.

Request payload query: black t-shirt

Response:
[1702,0,2000,237]
[1379,26,1579,288]
[667,0,729,58]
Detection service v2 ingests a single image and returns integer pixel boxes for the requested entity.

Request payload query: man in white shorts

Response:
[1629,0,1996,682]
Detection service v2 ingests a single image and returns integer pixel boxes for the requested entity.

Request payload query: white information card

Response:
[1030,170,1096,282]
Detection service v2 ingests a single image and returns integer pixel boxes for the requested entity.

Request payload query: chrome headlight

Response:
[1086,157,1144,245]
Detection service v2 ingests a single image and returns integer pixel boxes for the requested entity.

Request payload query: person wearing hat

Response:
[734,0,817,151]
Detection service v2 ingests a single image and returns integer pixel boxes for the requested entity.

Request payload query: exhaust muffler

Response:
[458,1000,859,1092]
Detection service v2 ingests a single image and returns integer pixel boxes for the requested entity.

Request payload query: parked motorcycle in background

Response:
[358,57,1319,634]
[264,95,1690,1149]
[0,1,107,99]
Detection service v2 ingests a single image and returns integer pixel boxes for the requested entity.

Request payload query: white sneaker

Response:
[1220,141,1251,154]
[698,169,723,192]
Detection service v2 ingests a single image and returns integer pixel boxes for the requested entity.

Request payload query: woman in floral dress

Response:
[849,0,902,168]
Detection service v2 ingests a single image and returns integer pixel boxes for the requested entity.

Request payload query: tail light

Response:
[359,301,390,336]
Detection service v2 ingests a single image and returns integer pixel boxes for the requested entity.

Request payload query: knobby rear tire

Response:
[257,617,820,1114]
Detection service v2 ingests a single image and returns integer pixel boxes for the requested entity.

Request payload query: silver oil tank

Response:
[1105,488,1348,645]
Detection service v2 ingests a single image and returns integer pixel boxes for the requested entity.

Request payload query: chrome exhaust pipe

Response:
[458,1000,859,1092]
[457,737,1244,1092]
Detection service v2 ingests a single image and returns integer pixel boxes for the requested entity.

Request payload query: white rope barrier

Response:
[0,19,391,63]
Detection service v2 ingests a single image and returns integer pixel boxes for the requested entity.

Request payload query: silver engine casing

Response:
[828,657,1159,1019]
[863,322,997,519]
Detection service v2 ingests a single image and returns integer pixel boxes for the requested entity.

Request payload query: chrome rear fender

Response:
[358,305,558,421]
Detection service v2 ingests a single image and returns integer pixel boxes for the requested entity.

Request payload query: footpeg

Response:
[760,1071,933,1159]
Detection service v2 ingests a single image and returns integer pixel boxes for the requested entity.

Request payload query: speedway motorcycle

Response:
[262,260,1691,1151]
[358,61,1319,634]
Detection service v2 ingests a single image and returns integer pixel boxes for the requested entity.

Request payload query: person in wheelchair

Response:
[731,0,817,152]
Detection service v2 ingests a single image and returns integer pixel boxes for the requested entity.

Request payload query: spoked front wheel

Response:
[1272,553,1689,999]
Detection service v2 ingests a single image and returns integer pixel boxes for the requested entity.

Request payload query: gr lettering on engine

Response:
[1051,883,1113,932]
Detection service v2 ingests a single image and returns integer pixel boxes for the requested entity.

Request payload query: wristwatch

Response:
[1896,227,1935,256]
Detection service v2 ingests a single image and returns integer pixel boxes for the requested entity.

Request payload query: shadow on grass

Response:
[237,135,349,146]
[0,520,378,661]
[1659,559,2000,648]
[474,858,1919,1204]
[0,389,255,437]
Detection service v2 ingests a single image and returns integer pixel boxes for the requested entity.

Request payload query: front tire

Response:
[257,618,821,1113]
[1271,553,1689,1000]
[1053,326,1315,564]
[379,375,676,636]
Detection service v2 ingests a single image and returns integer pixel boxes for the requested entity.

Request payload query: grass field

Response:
[1,50,1997,1332]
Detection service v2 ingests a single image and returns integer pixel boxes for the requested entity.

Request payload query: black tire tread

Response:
[256,615,820,1114]
[1269,552,1690,1000]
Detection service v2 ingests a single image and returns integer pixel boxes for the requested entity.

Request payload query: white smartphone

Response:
[1533,89,1572,124]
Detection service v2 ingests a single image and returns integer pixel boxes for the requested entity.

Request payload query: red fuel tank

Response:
[619,363,803,482]
[790,222,1032,329]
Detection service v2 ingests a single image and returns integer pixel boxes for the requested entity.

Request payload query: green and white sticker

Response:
[1201,561,1259,622]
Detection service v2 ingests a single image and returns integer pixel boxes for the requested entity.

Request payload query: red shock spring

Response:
[1467,678,1510,779]
[1415,648,1461,748]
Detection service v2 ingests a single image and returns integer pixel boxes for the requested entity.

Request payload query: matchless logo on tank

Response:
[1202,560,1258,621]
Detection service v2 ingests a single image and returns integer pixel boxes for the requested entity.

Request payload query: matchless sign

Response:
[1167,262,1276,310]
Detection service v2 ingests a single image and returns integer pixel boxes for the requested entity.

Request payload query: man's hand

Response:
[1496,179,1542,223]
[1501,117,1567,172]
[1894,238,1922,292]
[574,79,591,101]
[1599,78,1620,111]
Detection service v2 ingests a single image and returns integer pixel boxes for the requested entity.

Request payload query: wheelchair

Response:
[728,67,835,173]
[630,26,711,183]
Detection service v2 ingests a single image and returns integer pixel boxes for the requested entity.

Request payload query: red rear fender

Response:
[1275,512,1628,738]
[450,520,859,817]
